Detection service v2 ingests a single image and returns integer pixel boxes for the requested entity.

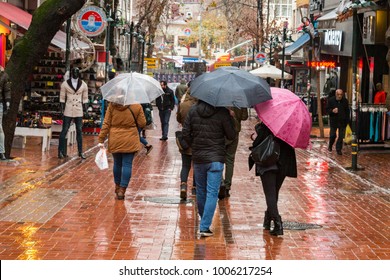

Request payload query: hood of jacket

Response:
[196,100,216,118]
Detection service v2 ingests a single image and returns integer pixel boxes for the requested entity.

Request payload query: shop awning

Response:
[283,33,310,56]
[316,9,338,21]
[0,2,90,51]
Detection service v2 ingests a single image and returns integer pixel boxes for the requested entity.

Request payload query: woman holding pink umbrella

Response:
[249,87,311,236]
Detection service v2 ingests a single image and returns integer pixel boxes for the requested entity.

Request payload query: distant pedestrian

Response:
[176,92,197,200]
[219,107,248,199]
[249,122,297,236]
[175,79,188,105]
[182,100,236,237]
[98,98,146,200]
[156,81,175,141]
[326,88,350,155]
[139,103,153,155]
[374,83,387,104]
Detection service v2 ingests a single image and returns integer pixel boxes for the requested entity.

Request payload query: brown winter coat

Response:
[98,103,146,153]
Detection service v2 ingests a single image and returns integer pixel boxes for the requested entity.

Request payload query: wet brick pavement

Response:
[0,108,389,260]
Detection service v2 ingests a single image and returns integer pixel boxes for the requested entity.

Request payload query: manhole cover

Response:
[144,197,194,204]
[283,221,322,230]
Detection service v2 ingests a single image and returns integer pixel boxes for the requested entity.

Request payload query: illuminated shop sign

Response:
[324,30,343,51]
[308,61,336,68]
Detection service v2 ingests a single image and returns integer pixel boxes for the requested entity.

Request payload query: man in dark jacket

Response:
[182,100,235,237]
[0,67,11,160]
[156,81,175,140]
[326,88,350,155]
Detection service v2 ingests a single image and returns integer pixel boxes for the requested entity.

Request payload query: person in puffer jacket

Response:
[182,100,235,237]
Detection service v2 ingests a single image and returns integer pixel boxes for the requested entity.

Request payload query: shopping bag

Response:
[344,124,352,144]
[95,148,108,170]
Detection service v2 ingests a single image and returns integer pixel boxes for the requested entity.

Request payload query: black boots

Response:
[0,153,6,160]
[58,151,66,159]
[180,182,187,200]
[270,215,283,236]
[263,211,271,230]
[79,152,86,159]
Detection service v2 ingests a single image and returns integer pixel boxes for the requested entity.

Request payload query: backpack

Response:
[141,103,153,125]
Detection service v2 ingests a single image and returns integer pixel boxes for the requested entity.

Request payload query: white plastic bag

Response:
[95,148,108,170]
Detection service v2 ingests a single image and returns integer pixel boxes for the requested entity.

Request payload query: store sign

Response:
[215,62,232,68]
[77,6,107,37]
[145,58,158,69]
[324,30,343,51]
[308,61,336,68]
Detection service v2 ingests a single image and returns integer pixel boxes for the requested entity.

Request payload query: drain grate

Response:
[283,221,322,230]
[144,196,194,204]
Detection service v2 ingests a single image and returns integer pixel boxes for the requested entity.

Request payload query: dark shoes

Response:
[337,150,342,155]
[58,151,66,159]
[145,145,153,155]
[79,152,86,159]
[263,211,271,230]
[0,153,6,161]
[270,215,284,236]
[200,229,213,237]
[327,147,332,152]
[117,187,126,200]
[180,182,187,200]
[159,137,168,141]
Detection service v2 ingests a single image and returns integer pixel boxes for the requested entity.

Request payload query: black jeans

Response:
[180,153,195,186]
[260,170,286,218]
[329,125,346,152]
[59,116,83,155]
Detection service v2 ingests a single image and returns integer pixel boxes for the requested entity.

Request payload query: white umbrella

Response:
[250,64,292,80]
[100,72,164,105]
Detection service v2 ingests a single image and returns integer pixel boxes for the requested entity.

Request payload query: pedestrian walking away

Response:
[176,92,197,200]
[156,81,175,141]
[326,88,350,155]
[219,107,248,199]
[98,98,146,200]
[140,103,153,155]
[0,66,11,160]
[58,67,89,159]
[249,122,297,236]
[183,100,236,237]
[175,79,188,105]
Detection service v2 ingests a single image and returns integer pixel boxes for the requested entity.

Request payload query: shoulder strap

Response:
[128,107,139,131]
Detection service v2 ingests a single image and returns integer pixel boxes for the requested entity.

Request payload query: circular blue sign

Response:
[77,6,107,37]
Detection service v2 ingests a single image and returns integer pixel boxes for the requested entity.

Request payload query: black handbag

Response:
[175,130,189,150]
[250,134,280,167]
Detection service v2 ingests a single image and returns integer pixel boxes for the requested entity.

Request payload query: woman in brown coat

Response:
[98,102,146,199]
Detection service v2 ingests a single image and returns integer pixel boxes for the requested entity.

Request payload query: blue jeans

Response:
[138,128,148,146]
[112,153,135,188]
[59,116,83,154]
[159,109,171,138]
[194,162,224,231]
[0,104,4,153]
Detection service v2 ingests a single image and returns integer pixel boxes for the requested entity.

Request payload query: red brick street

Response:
[0,109,389,260]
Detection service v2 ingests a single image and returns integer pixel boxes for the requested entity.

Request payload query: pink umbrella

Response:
[254,87,312,149]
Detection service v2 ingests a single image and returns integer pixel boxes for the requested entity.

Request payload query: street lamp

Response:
[269,36,280,65]
[104,4,114,83]
[137,31,145,73]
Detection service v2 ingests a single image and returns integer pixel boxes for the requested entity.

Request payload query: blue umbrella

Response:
[190,66,271,107]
